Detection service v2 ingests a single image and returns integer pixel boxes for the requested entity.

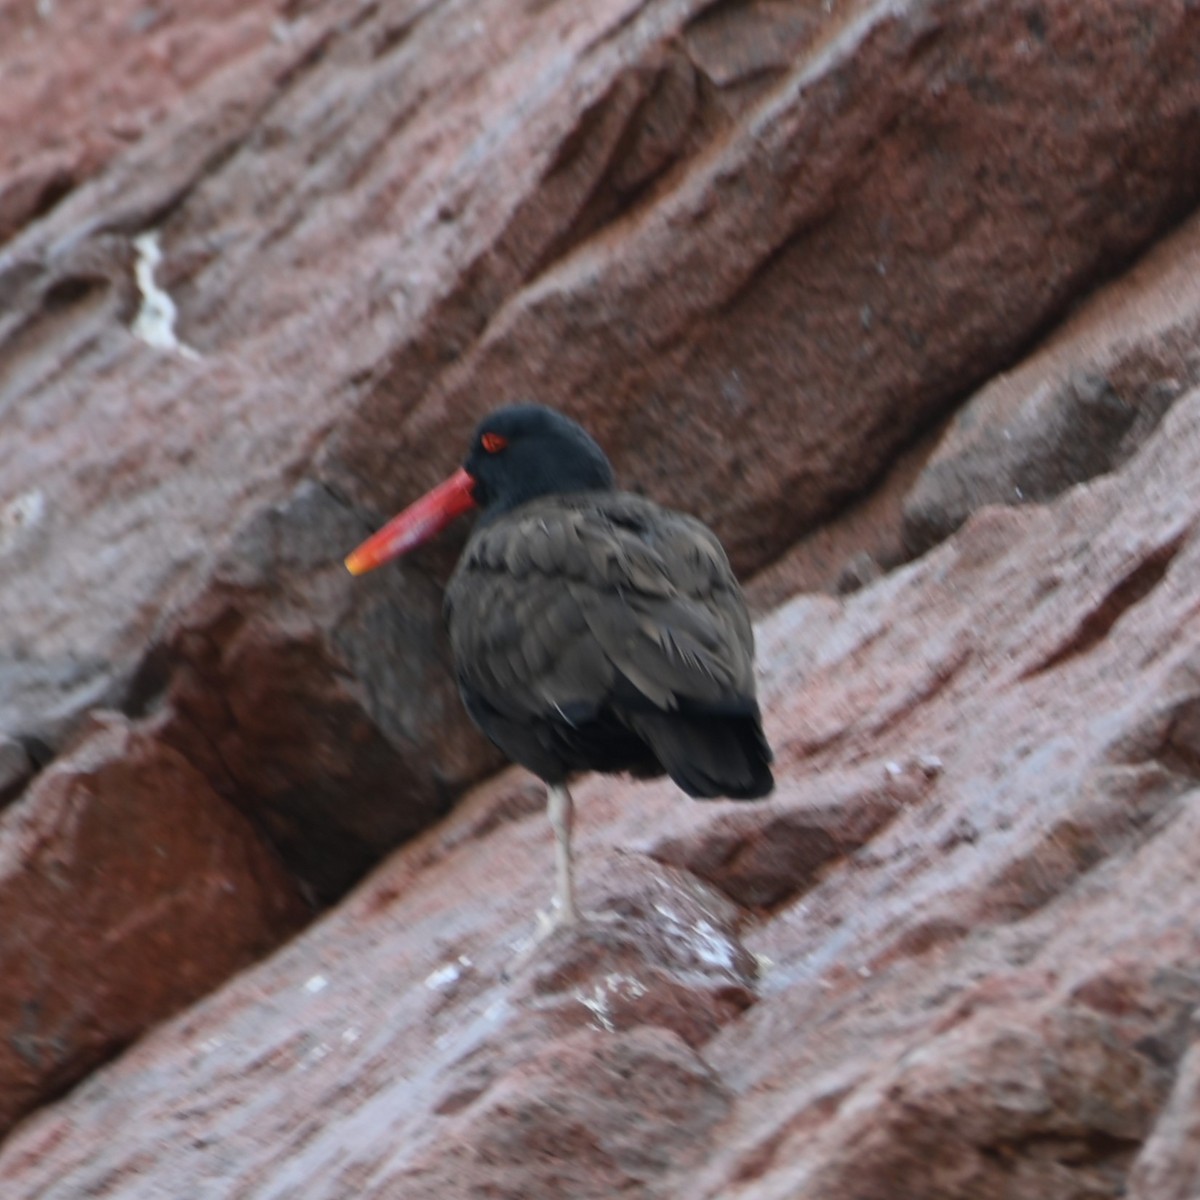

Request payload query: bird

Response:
[345,404,773,931]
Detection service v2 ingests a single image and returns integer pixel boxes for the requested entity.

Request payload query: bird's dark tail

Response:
[628,710,774,800]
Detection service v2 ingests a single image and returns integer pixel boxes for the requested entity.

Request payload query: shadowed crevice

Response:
[1024,534,1187,679]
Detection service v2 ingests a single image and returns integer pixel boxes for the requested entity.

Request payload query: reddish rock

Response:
[394,1026,731,1200]
[0,770,760,1196]
[649,758,939,909]
[3,0,1200,908]
[2,0,1200,1193]
[325,0,1200,575]
[0,713,305,1136]
[143,479,499,901]
[746,420,946,607]
[5,380,1200,1194]
[1129,1040,1200,1200]
[904,209,1200,554]
[0,0,287,243]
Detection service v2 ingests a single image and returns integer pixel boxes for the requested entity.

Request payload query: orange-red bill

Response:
[344,467,477,575]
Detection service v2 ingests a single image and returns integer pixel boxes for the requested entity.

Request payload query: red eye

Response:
[481,432,508,453]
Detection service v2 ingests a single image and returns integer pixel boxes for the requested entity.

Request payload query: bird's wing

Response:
[445,495,757,722]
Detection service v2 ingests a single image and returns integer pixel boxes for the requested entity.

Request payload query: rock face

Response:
[3,0,1200,1195]
[5,379,1200,1195]
[0,714,305,1137]
[903,213,1200,556]
[0,0,288,244]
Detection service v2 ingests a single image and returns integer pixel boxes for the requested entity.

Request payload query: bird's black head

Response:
[464,404,616,519]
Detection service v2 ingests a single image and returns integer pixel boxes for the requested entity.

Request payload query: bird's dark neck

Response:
[477,477,615,525]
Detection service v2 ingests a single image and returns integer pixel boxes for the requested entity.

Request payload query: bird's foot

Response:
[535,897,581,938]
[504,898,609,978]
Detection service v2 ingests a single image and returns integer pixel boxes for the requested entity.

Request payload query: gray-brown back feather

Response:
[444,491,772,796]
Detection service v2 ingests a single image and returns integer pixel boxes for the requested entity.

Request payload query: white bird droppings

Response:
[575,973,647,1033]
[653,903,739,972]
[425,956,472,991]
[0,489,46,555]
[917,753,944,777]
[131,231,200,360]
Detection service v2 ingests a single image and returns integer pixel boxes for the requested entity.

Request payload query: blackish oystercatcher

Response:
[345,405,773,928]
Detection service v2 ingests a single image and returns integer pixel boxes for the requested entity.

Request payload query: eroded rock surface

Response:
[5,382,1200,1195]
[2,0,1200,1194]
[0,714,305,1136]
[904,210,1200,555]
